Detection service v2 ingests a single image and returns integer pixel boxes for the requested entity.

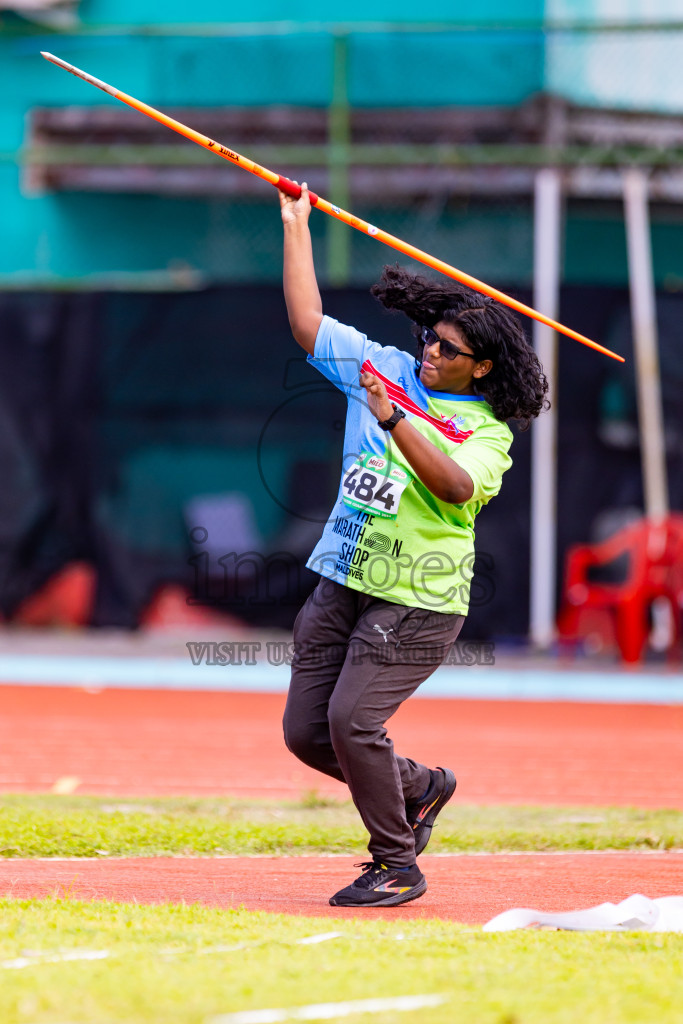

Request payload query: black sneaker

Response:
[329,861,427,907]
[406,766,456,856]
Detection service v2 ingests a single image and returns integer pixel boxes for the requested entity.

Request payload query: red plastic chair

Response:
[13,562,95,627]
[557,513,683,663]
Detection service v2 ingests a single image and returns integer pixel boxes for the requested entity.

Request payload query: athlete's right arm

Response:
[279,183,323,355]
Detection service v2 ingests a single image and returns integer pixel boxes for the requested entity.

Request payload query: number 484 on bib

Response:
[341,453,411,520]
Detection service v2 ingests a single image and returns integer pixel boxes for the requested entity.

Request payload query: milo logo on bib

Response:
[342,452,412,519]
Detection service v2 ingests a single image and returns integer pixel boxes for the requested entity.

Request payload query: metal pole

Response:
[327,32,351,285]
[623,168,668,520]
[530,168,562,650]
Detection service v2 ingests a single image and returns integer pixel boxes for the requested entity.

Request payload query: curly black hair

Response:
[371,265,550,429]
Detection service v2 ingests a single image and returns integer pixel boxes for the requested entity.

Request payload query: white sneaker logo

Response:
[373,624,394,643]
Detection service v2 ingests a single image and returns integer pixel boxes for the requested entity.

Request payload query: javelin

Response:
[41,51,623,362]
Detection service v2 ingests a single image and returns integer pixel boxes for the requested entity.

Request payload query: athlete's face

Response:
[417,320,492,393]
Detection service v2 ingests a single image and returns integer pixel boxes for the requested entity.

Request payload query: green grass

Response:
[0,794,681,857]
[0,899,681,1024]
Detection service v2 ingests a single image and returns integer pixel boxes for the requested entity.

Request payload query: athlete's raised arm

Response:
[279,183,323,355]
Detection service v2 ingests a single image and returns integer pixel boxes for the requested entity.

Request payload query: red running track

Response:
[1,685,681,924]
[0,685,682,806]
[1,854,681,923]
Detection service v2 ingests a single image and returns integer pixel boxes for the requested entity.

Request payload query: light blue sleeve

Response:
[307,315,384,396]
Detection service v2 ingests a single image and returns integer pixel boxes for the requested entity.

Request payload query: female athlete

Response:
[279,183,548,907]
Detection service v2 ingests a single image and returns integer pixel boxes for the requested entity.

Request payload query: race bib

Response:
[341,453,411,519]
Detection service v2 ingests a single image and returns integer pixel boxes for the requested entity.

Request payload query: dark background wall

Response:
[0,284,680,636]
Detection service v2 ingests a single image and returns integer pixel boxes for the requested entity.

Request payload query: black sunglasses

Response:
[418,325,477,362]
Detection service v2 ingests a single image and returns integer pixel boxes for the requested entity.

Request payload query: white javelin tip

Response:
[41,52,69,68]
[39,52,118,96]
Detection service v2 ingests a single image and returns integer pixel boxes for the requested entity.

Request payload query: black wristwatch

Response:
[377,404,406,431]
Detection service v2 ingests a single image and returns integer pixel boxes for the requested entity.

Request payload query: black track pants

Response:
[283,577,464,867]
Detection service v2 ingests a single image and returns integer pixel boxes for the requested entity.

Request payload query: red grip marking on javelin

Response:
[276,176,319,205]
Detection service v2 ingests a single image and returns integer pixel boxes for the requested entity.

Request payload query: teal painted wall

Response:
[76,0,543,25]
[0,4,544,288]
[1,2,683,288]
[545,0,683,114]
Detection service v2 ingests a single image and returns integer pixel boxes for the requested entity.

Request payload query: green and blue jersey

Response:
[307,315,513,615]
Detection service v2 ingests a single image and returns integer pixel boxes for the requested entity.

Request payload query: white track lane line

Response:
[1,933,347,971]
[208,993,446,1023]
[2,950,110,969]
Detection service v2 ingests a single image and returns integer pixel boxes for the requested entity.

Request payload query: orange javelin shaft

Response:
[41,51,623,362]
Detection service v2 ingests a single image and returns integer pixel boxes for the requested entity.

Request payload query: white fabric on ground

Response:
[483,894,683,932]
